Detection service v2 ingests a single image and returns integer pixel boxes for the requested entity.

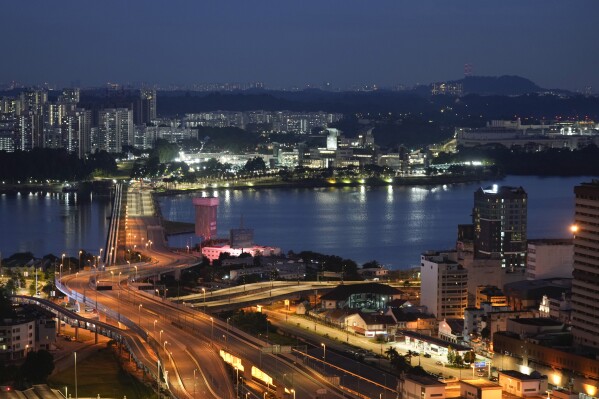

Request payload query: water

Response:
[159,176,594,269]
[0,191,112,259]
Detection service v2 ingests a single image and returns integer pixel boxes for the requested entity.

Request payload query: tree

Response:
[447,346,455,365]
[463,350,476,364]
[17,350,55,387]
[0,286,14,318]
[243,157,266,173]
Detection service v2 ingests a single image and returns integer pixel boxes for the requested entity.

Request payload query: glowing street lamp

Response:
[570,224,579,234]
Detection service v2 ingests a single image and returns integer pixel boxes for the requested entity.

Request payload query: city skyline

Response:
[1,1,598,91]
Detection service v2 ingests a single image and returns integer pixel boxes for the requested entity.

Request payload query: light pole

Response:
[193,368,197,398]
[74,351,78,399]
[160,329,164,342]
[78,250,82,270]
[110,271,114,286]
[134,265,138,280]
[154,319,158,334]
[210,317,214,343]
[138,304,142,326]
[291,389,296,399]
[202,288,206,311]
[321,343,326,373]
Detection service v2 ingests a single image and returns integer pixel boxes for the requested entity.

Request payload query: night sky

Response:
[2,1,598,90]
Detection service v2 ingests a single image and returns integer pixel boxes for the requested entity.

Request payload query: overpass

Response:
[56,183,362,399]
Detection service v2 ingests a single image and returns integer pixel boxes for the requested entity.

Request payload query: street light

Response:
[210,317,214,343]
[138,304,143,325]
[291,389,296,399]
[160,329,164,342]
[153,319,158,334]
[164,341,169,351]
[321,343,326,361]
[74,351,78,399]
[202,288,206,311]
[134,265,138,280]
[193,368,197,398]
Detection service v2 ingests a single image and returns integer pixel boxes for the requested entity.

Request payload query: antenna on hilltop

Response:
[464,63,473,77]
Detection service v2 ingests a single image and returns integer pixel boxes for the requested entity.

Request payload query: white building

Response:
[201,244,281,264]
[420,251,468,319]
[398,374,446,399]
[498,370,548,397]
[459,379,502,399]
[97,108,133,153]
[526,239,573,280]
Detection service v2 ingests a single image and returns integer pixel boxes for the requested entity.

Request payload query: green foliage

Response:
[150,139,179,163]
[229,310,272,334]
[463,350,476,364]
[0,149,116,183]
[297,251,359,279]
[243,157,266,173]
[0,286,15,318]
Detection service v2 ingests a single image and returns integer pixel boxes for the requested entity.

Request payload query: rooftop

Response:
[461,379,501,389]
[499,370,547,381]
[509,318,563,327]
[404,373,446,386]
[319,282,402,301]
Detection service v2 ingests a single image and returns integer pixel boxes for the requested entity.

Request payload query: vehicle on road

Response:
[435,361,443,365]
[423,353,432,358]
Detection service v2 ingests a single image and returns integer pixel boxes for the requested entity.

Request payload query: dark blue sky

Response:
[2,1,598,90]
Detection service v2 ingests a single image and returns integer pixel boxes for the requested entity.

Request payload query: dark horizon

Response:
[2,1,598,92]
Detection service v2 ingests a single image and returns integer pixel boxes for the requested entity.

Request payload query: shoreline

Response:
[153,171,503,196]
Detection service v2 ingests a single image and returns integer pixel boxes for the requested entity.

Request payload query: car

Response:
[435,361,443,365]
[490,377,498,382]
[423,353,432,358]
[477,372,486,377]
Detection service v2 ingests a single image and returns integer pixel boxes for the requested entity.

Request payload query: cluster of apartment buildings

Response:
[414,180,599,394]
[183,110,342,134]
[0,88,157,155]
[455,119,599,150]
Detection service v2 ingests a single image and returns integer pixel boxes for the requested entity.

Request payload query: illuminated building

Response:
[473,185,527,270]
[193,197,219,240]
[571,180,599,349]
[136,88,156,125]
[97,108,133,153]
[420,251,468,320]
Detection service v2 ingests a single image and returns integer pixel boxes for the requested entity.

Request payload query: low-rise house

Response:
[459,379,502,399]
[398,374,446,399]
[345,311,396,337]
[498,370,548,397]
[319,283,402,310]
[438,318,464,344]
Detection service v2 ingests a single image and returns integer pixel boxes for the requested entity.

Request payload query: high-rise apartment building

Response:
[135,89,156,125]
[473,185,527,269]
[97,108,133,153]
[61,109,91,157]
[420,251,468,319]
[571,180,599,349]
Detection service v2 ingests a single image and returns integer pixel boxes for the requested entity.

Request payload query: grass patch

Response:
[49,348,156,399]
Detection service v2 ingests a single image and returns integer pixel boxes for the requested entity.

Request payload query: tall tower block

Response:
[193,197,219,240]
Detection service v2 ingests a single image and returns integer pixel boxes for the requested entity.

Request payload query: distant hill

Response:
[452,75,542,96]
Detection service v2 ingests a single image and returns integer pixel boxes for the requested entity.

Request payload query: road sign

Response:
[474,361,486,368]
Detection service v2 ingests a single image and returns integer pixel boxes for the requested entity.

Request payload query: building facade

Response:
[571,180,599,349]
[526,239,573,280]
[473,185,527,270]
[420,251,468,319]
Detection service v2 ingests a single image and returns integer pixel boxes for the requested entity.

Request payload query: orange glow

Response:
[550,372,562,386]
[570,224,579,233]
[583,384,597,397]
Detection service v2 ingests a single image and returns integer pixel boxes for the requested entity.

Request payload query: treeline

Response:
[0,148,117,182]
[435,145,599,176]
